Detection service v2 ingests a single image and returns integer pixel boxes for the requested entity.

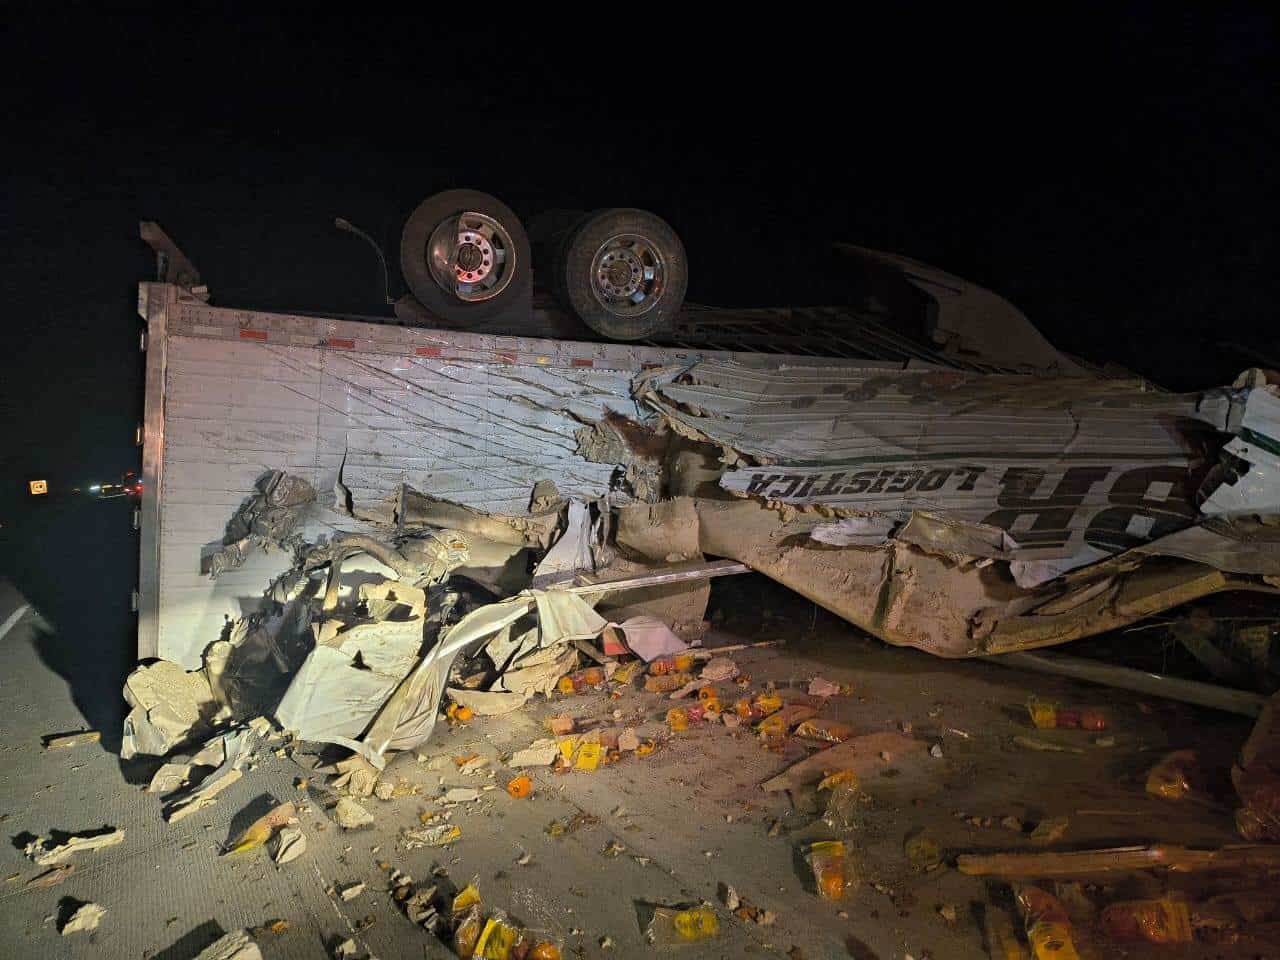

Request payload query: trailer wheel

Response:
[400,189,531,324]
[558,208,687,340]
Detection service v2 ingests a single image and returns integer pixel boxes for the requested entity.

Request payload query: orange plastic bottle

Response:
[808,840,846,899]
[1100,896,1192,943]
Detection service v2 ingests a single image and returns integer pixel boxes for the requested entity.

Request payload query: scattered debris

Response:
[442,787,479,804]
[42,730,101,751]
[1011,735,1084,755]
[271,826,306,865]
[1029,816,1069,846]
[338,880,366,901]
[807,676,840,697]
[60,901,106,935]
[904,831,942,873]
[400,823,461,848]
[1234,688,1280,840]
[334,798,374,830]
[647,905,720,945]
[546,812,599,838]
[1100,895,1193,943]
[332,937,366,959]
[26,828,124,866]
[1016,885,1080,959]
[226,801,297,853]
[511,739,559,767]
[761,732,928,793]
[147,762,196,794]
[809,840,850,898]
[26,865,73,888]
[1146,749,1203,801]
[194,929,263,960]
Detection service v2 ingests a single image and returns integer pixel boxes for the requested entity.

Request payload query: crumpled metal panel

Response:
[150,293,701,664]
[638,361,1236,560]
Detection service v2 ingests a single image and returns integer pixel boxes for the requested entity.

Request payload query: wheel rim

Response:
[426,211,516,302]
[589,234,666,317]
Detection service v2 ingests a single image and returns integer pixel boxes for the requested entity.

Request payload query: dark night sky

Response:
[1,10,1276,688]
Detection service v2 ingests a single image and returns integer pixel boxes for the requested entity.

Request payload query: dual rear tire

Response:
[401,192,686,340]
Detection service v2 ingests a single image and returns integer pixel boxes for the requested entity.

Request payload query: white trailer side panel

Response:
[138,283,768,666]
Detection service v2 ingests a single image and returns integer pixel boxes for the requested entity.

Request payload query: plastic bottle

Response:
[757,713,789,739]
[1079,708,1108,731]
[474,914,519,959]
[454,906,484,959]
[1026,697,1059,729]
[807,840,847,899]
[1145,749,1200,801]
[581,666,604,686]
[1099,895,1193,943]
[673,653,696,672]
[648,906,720,945]
[514,935,562,960]
[556,676,576,695]
[818,771,860,831]
[666,708,689,732]
[754,692,783,715]
[794,719,854,743]
[1016,886,1080,960]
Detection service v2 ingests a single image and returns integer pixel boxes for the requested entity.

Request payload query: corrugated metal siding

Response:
[641,361,1226,464]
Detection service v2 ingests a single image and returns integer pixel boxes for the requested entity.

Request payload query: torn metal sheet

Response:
[833,243,1088,377]
[532,500,599,583]
[273,617,423,748]
[574,411,665,502]
[203,470,316,577]
[636,362,1237,562]
[809,515,897,546]
[492,646,580,698]
[388,487,565,549]
[687,496,1277,658]
[357,589,606,764]
[1201,383,1280,517]
[1134,519,1280,575]
[609,615,689,662]
[445,687,529,715]
[121,660,225,759]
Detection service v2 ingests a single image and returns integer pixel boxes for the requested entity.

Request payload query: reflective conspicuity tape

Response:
[238,328,268,341]
[325,337,355,349]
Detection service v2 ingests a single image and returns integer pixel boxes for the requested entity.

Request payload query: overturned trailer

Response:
[132,224,1280,767]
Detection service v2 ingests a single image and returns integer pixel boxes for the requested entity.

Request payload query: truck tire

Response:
[400,189,531,325]
[557,208,687,340]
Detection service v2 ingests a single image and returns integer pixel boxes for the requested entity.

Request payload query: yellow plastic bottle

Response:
[808,840,847,899]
